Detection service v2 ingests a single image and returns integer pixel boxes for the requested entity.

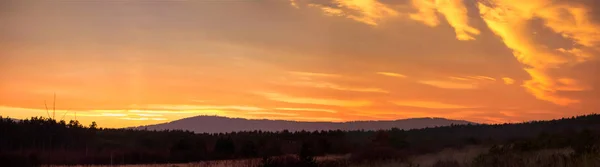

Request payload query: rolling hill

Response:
[133,116,475,133]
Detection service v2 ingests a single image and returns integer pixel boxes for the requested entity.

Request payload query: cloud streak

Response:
[254,91,372,107]
[283,80,388,93]
[418,80,479,89]
[391,100,477,109]
[275,107,338,113]
[376,72,407,78]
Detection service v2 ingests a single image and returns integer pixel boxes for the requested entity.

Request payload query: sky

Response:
[1,0,599,128]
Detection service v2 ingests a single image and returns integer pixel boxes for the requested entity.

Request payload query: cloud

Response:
[478,0,599,105]
[418,80,479,89]
[288,71,341,78]
[308,4,345,16]
[449,76,497,82]
[502,77,515,85]
[94,113,127,117]
[287,116,343,122]
[391,100,476,109]
[283,80,388,93]
[307,0,399,25]
[448,76,470,81]
[409,0,480,40]
[127,109,226,117]
[135,113,163,117]
[376,72,407,78]
[466,76,497,81]
[299,0,480,39]
[280,71,388,93]
[254,91,372,107]
[289,0,300,9]
[275,107,338,113]
[247,111,299,116]
[120,117,167,121]
[127,110,198,114]
[145,104,265,111]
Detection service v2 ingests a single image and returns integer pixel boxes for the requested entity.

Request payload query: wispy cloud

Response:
[120,117,167,121]
[145,105,265,111]
[275,107,338,113]
[120,117,149,121]
[502,77,515,85]
[254,91,372,107]
[284,80,388,93]
[134,113,163,117]
[466,76,496,81]
[376,72,407,78]
[448,76,470,81]
[288,71,341,78]
[391,100,477,109]
[449,76,496,82]
[306,0,399,26]
[247,111,298,116]
[127,110,197,114]
[418,80,478,89]
[289,0,300,9]
[127,109,225,116]
[421,75,499,89]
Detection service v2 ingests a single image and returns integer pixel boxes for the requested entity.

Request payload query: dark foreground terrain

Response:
[1,114,600,167]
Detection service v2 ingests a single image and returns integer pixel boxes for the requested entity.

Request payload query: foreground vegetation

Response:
[1,114,600,167]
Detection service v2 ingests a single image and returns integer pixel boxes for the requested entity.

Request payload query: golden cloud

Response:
[254,91,372,107]
[466,76,497,81]
[284,80,389,93]
[418,80,479,89]
[289,0,300,9]
[275,107,338,113]
[296,0,596,106]
[376,72,407,78]
[478,0,598,106]
[391,100,477,109]
[120,117,167,121]
[409,0,480,40]
[288,71,341,78]
[307,0,399,25]
[247,111,299,116]
[145,104,265,111]
[502,77,515,85]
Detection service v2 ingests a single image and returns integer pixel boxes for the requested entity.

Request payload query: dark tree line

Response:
[1,114,600,166]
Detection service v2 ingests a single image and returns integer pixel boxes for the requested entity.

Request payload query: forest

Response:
[1,114,599,167]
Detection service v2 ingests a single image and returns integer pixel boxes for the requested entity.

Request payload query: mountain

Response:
[133,116,475,133]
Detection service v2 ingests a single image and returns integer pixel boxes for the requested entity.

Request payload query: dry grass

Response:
[50,155,349,167]
[49,147,599,167]
[410,145,488,166]
[50,159,262,167]
[349,147,589,167]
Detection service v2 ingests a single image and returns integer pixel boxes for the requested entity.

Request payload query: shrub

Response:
[432,160,460,167]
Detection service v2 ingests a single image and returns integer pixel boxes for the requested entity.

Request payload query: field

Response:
[50,155,348,167]
[50,146,600,167]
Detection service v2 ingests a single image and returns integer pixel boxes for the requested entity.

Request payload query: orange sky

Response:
[1,0,599,128]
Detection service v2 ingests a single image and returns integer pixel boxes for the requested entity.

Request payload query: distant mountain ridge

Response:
[133,116,475,133]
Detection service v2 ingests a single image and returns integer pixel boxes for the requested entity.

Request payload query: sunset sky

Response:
[1,0,599,128]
